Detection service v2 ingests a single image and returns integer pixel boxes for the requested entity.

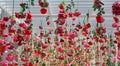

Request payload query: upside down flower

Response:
[19,22,29,29]
[6,52,14,62]
[68,32,76,40]
[84,42,90,48]
[57,47,64,53]
[0,45,6,53]
[112,2,120,16]
[0,61,8,66]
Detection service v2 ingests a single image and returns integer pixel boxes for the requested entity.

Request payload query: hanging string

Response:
[0,9,2,19]
[12,0,14,16]
[27,0,30,12]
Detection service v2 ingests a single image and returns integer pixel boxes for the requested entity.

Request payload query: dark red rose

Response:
[112,2,120,16]
[3,17,9,22]
[113,16,119,23]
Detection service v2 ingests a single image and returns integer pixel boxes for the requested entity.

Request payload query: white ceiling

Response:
[0,0,120,34]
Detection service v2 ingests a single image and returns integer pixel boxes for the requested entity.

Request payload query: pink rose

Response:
[113,56,117,63]
[24,35,31,40]
[84,42,90,48]
[0,61,8,66]
[68,32,76,40]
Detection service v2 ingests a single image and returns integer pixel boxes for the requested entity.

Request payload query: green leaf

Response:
[30,23,33,26]
[93,4,97,11]
[28,23,33,30]
[29,0,34,6]
[62,1,66,6]
[100,1,104,5]
[45,33,49,37]
[106,58,115,66]
[31,1,34,6]
[46,16,50,21]
[44,2,49,7]
[64,60,68,64]
[79,50,82,53]
[71,64,76,66]
[42,63,46,66]
[71,0,75,8]
[102,11,105,14]
[94,8,97,11]
[49,49,54,53]
[86,12,89,22]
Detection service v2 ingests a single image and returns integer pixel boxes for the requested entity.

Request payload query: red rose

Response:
[59,4,64,10]
[56,19,66,25]
[96,15,105,23]
[112,23,119,28]
[2,33,8,37]
[113,16,119,23]
[3,17,9,22]
[68,32,76,40]
[74,10,81,17]
[0,22,6,30]
[8,27,16,33]
[10,19,16,24]
[47,21,51,25]
[58,47,64,53]
[0,45,6,53]
[85,23,91,29]
[56,27,65,34]
[23,30,32,35]
[19,22,29,29]
[27,12,32,19]
[112,2,120,16]
[40,8,47,14]
[114,31,120,36]
[58,13,67,19]
[58,56,64,60]
[39,2,44,7]
[68,12,73,17]
[88,41,92,45]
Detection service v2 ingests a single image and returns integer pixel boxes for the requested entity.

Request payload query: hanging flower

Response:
[3,17,9,22]
[74,10,81,17]
[0,61,8,66]
[6,52,14,62]
[24,35,31,40]
[58,55,65,60]
[59,4,65,10]
[19,22,29,29]
[57,47,64,53]
[23,30,32,35]
[96,15,105,23]
[112,2,120,16]
[40,7,47,14]
[0,45,6,53]
[56,27,65,34]
[27,12,32,19]
[113,16,119,23]
[114,30,120,36]
[112,22,119,28]
[84,42,90,48]
[68,32,76,40]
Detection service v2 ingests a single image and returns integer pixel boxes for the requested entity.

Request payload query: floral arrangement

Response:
[0,0,120,66]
